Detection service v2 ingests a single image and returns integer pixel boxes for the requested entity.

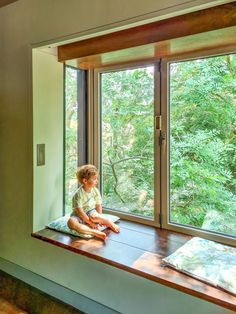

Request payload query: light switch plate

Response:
[37,144,45,166]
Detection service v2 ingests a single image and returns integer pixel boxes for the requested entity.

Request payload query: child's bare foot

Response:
[95,231,107,241]
[110,223,120,233]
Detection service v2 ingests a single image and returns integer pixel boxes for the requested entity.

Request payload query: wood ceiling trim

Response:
[0,0,19,8]
[58,2,236,63]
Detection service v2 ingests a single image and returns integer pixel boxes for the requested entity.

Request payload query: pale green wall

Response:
[32,49,64,231]
[0,1,235,313]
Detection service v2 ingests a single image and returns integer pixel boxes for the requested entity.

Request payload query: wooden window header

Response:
[0,0,19,8]
[58,2,236,68]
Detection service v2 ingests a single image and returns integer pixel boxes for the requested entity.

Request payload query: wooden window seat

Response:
[32,220,236,311]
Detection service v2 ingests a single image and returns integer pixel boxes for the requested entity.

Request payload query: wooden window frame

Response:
[58,3,236,69]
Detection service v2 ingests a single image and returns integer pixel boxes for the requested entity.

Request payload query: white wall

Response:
[0,1,235,313]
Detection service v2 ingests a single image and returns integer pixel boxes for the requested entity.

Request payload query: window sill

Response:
[31,220,236,311]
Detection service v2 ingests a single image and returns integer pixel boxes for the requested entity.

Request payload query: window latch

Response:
[159,131,166,146]
[155,115,161,130]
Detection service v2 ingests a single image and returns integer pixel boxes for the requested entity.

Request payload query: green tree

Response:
[101,67,154,216]
[170,55,236,233]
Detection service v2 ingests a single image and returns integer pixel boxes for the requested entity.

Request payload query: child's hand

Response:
[88,221,98,229]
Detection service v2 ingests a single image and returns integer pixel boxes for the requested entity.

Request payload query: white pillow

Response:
[162,237,236,295]
[47,213,120,239]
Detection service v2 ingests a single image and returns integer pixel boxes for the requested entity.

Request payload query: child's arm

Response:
[95,204,103,214]
[94,188,102,214]
[75,207,98,229]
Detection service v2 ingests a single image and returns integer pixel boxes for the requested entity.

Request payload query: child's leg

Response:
[90,213,120,233]
[67,217,106,241]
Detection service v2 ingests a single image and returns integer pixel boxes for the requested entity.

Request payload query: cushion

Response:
[162,237,236,295]
[47,213,120,239]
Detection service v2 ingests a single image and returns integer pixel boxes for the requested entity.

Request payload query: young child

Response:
[67,164,120,241]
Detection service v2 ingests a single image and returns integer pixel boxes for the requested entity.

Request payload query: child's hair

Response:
[76,164,98,184]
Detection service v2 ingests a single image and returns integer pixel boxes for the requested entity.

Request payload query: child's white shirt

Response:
[72,185,102,214]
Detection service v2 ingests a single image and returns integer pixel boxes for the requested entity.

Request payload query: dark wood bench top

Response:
[32,220,236,312]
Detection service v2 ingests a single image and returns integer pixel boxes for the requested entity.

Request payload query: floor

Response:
[0,270,84,314]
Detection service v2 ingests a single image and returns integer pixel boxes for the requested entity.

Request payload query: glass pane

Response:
[65,66,78,213]
[101,66,154,218]
[169,54,236,237]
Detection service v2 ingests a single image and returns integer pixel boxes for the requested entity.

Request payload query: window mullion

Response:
[87,69,96,165]
[154,62,161,227]
[160,59,169,230]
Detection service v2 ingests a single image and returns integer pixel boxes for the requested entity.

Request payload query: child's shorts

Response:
[70,208,96,224]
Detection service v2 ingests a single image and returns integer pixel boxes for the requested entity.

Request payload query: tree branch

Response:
[106,156,148,166]
[107,155,125,203]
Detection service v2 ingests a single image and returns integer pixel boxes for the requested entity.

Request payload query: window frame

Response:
[91,61,161,227]
[63,64,88,215]
[64,47,236,245]
[161,47,236,246]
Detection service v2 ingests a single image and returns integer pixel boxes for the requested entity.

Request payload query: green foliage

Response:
[170,55,236,233]
[101,67,155,217]
[170,130,235,227]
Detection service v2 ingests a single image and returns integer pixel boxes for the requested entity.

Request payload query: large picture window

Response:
[64,52,235,244]
[167,53,236,238]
